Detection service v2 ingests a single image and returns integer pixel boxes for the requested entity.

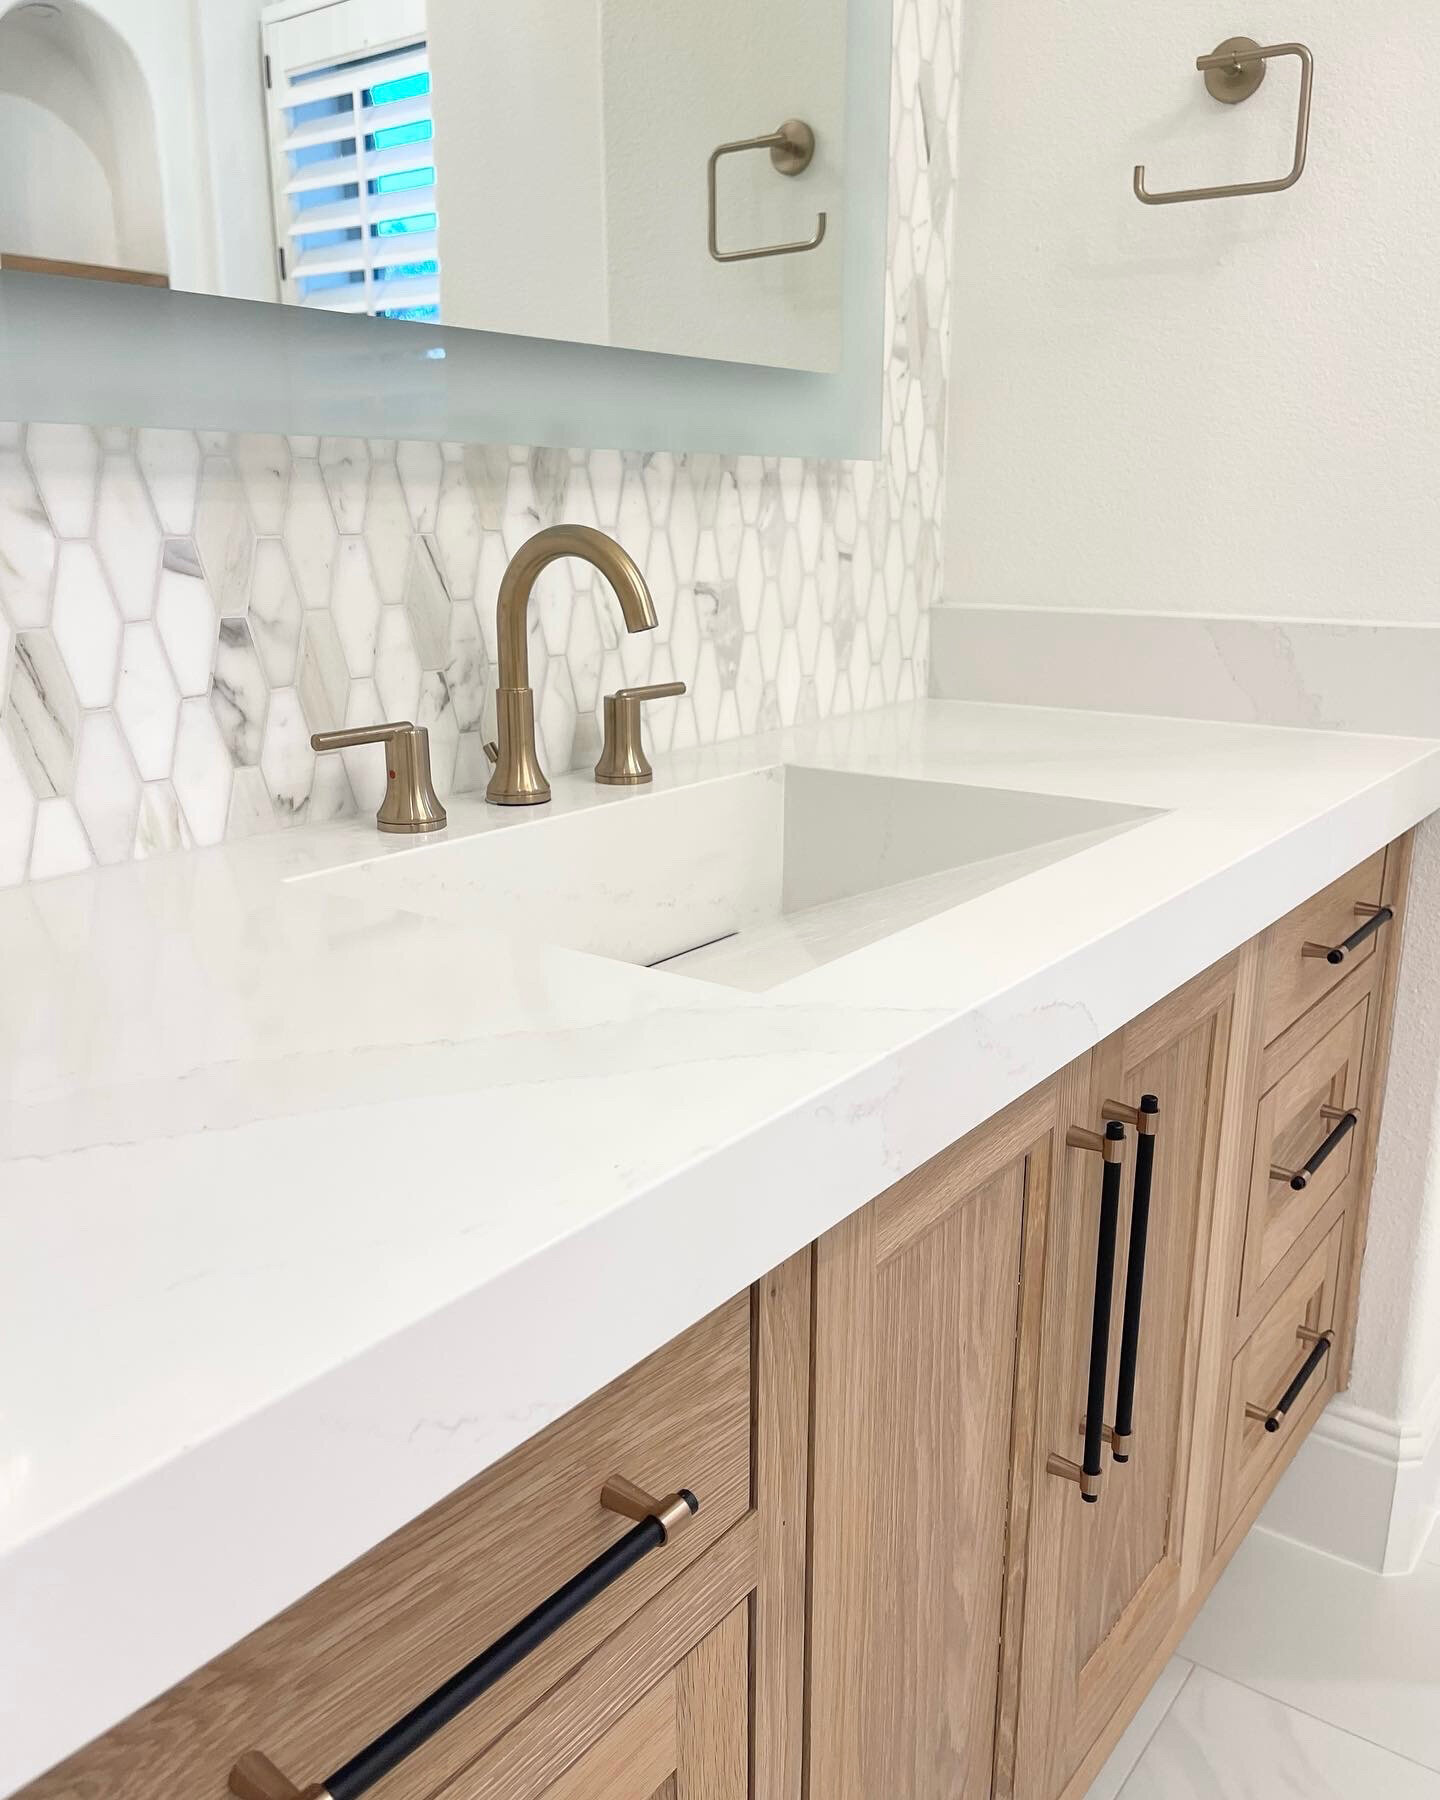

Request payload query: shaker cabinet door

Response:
[808,1079,1077,1800]
[1011,959,1240,1800]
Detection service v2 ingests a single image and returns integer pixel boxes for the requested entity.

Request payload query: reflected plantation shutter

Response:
[262,0,440,321]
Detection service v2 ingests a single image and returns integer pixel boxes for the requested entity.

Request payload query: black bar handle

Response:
[1108,1095,1160,1463]
[1303,903,1393,966]
[230,1484,699,1800]
[1270,1107,1358,1191]
[1248,1332,1332,1433]
[1048,1120,1128,1504]
[1081,1125,1127,1496]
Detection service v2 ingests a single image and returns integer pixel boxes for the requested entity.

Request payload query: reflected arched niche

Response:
[0,0,167,276]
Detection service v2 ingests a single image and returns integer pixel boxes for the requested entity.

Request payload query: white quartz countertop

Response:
[4,699,1440,1793]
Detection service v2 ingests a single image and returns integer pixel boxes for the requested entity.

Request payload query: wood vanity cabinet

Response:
[16,836,1413,1800]
[807,830,1411,1800]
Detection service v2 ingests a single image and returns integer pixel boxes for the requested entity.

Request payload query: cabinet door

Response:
[808,1080,1077,1800]
[1012,960,1239,1799]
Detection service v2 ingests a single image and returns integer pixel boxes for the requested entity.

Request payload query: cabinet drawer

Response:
[1217,1218,1344,1546]
[1241,986,1370,1308]
[27,1296,752,1800]
[1261,851,1388,1046]
[434,1591,750,1800]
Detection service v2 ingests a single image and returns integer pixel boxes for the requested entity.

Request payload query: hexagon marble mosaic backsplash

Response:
[0,0,956,886]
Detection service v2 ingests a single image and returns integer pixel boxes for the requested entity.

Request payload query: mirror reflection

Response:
[0,0,846,371]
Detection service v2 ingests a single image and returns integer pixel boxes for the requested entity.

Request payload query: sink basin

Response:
[295,766,1157,991]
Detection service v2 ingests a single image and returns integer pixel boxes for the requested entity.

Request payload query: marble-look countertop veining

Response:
[4,698,1440,1794]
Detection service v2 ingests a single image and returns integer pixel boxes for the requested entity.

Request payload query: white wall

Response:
[942,0,1440,1568]
[945,3,1440,623]
[0,94,120,266]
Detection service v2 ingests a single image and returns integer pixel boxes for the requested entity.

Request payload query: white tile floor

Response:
[1087,1517,1440,1796]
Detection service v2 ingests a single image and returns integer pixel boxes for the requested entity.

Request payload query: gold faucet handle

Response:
[310,721,448,834]
[594,682,686,786]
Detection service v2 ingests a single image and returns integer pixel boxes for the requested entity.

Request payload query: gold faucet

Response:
[485,524,658,805]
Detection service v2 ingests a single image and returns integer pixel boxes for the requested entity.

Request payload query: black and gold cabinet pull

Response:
[1103,1094,1161,1465]
[1049,1119,1127,1504]
[1246,1327,1333,1433]
[229,1477,699,1800]
[1270,1106,1359,1191]
[1301,902,1393,967]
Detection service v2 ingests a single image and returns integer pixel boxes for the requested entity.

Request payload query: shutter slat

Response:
[277,45,428,108]
[285,139,435,196]
[283,91,430,153]
[292,229,438,281]
[287,184,437,238]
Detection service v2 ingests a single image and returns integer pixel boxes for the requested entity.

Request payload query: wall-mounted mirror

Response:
[0,0,846,372]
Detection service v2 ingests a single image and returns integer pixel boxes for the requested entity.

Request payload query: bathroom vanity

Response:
[3,700,1436,1800]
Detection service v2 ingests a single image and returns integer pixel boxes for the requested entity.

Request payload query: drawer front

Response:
[1262,850,1388,1046]
[1241,987,1370,1307]
[29,1296,752,1800]
[1217,1218,1344,1546]
[437,1594,750,1800]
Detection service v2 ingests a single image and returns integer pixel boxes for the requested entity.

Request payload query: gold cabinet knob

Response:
[594,682,686,786]
[310,721,447,834]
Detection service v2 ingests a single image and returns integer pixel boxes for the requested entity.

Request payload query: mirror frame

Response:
[0,0,892,460]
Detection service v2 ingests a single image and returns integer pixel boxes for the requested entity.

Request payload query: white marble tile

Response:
[95,453,161,624]
[374,607,422,723]
[1085,1660,1193,1800]
[396,438,443,532]
[132,779,193,859]
[155,540,219,699]
[248,540,303,687]
[136,428,201,536]
[4,630,79,796]
[363,459,413,603]
[171,698,233,846]
[72,712,141,865]
[434,459,480,599]
[28,795,94,880]
[296,611,349,734]
[259,687,314,820]
[0,449,57,628]
[211,618,268,766]
[1180,1530,1440,1774]
[339,676,386,809]
[51,542,122,708]
[319,437,369,534]
[0,728,36,885]
[115,623,181,781]
[194,457,255,615]
[331,538,382,677]
[26,422,98,538]
[225,766,277,841]
[284,460,338,609]
[234,434,291,536]
[403,536,450,669]
[1121,1667,1440,1799]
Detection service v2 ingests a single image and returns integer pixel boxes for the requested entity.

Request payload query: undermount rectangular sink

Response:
[294,767,1158,991]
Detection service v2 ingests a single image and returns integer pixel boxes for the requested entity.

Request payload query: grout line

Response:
[1177,1663,1440,1783]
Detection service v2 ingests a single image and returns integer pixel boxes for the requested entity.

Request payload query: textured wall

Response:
[0,0,958,884]
[944,2,1440,621]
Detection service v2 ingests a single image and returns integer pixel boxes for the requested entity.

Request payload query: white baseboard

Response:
[1257,1378,1440,1575]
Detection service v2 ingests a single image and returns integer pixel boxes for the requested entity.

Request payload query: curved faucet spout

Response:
[487,524,659,805]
